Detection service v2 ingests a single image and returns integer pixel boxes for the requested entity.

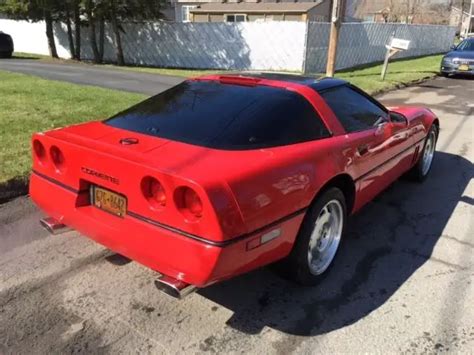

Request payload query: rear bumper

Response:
[30,172,303,287]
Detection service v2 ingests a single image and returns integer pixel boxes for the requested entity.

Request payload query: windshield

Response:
[105,80,330,150]
[456,40,474,51]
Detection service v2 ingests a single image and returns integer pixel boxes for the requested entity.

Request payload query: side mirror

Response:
[451,44,457,50]
[389,111,408,126]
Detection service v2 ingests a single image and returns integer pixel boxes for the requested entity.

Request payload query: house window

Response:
[363,15,375,22]
[225,14,247,22]
[181,5,197,22]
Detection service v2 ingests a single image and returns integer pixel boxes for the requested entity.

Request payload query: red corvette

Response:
[30,74,439,298]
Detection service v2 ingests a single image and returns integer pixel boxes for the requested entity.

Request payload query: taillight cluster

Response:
[33,140,47,164]
[33,139,66,173]
[141,177,203,221]
[141,177,167,209]
[175,186,203,220]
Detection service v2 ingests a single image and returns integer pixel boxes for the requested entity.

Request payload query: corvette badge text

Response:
[81,167,120,185]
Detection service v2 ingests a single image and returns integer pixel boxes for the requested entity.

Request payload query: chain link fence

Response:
[304,22,456,73]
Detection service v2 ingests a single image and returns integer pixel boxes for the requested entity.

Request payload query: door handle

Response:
[357,144,369,156]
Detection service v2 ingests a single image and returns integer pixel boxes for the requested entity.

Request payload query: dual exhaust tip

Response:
[40,217,196,299]
[40,217,72,235]
[154,274,196,299]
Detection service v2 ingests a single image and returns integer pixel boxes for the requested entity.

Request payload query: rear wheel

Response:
[409,125,438,182]
[280,188,346,285]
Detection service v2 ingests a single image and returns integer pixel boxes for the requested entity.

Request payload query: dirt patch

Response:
[0,176,29,204]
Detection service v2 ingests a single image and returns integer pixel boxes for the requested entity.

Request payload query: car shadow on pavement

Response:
[199,151,473,336]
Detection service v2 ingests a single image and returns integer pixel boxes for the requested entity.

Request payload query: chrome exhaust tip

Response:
[154,274,196,299]
[40,217,72,235]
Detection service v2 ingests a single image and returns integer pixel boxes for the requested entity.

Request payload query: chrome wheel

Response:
[421,130,436,176]
[307,200,343,275]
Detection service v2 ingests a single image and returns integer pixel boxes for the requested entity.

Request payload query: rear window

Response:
[105,80,330,150]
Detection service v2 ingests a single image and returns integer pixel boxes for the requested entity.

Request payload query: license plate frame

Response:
[458,64,470,71]
[91,185,127,218]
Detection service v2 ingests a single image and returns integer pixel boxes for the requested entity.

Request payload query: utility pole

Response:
[460,0,465,35]
[326,0,346,77]
[468,0,474,35]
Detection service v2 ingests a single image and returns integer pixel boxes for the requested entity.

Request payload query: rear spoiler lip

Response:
[31,169,308,248]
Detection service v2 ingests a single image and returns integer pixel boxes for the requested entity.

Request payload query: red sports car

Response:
[30,74,439,298]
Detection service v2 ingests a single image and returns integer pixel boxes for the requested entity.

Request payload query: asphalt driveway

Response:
[0,76,473,354]
[0,58,183,95]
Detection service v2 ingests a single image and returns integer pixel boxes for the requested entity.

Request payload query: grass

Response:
[13,52,50,60]
[335,54,443,95]
[0,70,145,198]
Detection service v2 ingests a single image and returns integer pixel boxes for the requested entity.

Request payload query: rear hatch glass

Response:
[105,80,329,150]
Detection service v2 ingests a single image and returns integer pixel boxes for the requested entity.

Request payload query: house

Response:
[174,0,217,22]
[348,0,454,25]
[450,2,474,36]
[172,0,330,23]
[346,0,388,22]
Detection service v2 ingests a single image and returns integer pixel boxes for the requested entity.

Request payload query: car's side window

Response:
[214,92,331,148]
[319,85,388,133]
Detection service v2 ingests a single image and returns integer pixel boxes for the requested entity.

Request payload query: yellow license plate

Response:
[459,64,470,71]
[92,186,127,218]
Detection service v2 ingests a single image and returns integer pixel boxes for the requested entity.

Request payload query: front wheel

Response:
[280,188,346,286]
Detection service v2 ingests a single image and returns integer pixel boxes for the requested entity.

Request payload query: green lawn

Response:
[0,53,443,200]
[336,54,443,95]
[0,70,145,198]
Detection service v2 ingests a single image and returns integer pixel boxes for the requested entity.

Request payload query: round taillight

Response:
[175,186,203,220]
[50,146,66,172]
[33,140,46,164]
[141,177,166,209]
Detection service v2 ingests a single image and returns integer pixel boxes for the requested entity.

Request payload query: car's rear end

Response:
[31,129,301,291]
[30,77,332,293]
[0,32,13,58]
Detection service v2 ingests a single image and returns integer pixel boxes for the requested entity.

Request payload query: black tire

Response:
[408,125,438,182]
[0,51,12,59]
[440,72,449,78]
[277,187,347,286]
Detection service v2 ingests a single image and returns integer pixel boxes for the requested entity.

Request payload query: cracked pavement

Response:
[0,76,473,354]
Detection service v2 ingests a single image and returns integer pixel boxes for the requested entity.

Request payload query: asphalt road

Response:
[0,75,473,354]
[0,58,183,95]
